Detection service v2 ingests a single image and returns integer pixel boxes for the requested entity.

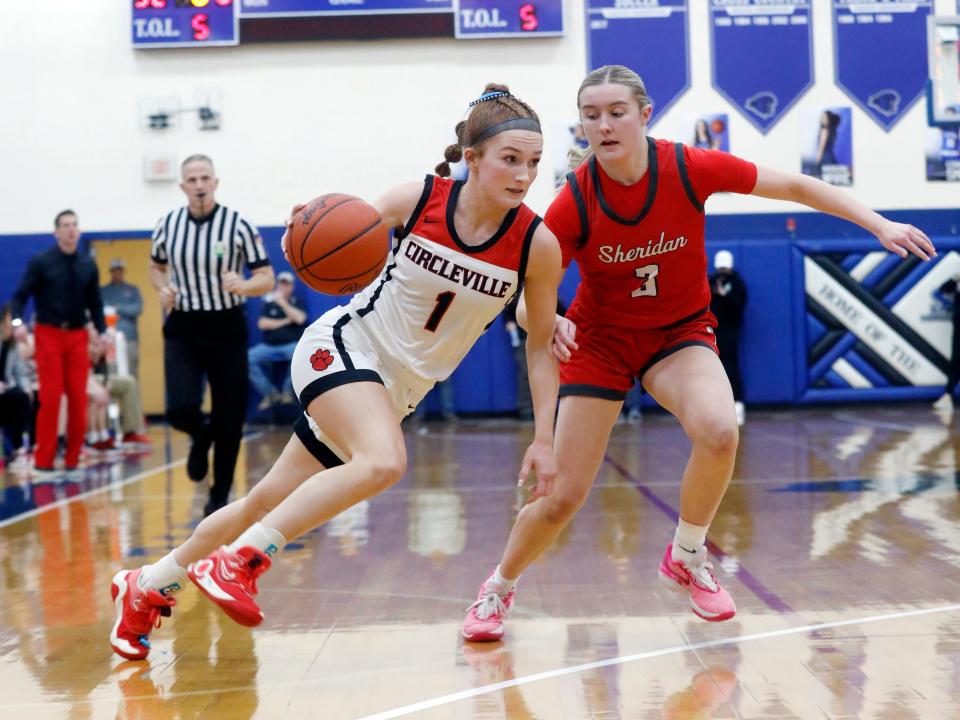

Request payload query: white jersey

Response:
[344,175,541,388]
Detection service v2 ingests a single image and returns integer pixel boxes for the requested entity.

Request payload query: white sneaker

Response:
[734,402,745,427]
[932,394,954,412]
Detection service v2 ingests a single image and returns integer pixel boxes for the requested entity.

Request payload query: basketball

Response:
[288,193,389,295]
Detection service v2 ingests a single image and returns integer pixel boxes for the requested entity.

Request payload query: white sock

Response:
[87,431,98,444]
[672,519,709,562]
[487,564,518,594]
[99,429,110,442]
[229,522,287,557]
[139,551,188,595]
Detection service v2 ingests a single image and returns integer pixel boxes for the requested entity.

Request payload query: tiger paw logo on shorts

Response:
[310,348,335,371]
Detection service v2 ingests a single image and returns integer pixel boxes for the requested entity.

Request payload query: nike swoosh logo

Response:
[218,558,237,581]
[197,572,238,602]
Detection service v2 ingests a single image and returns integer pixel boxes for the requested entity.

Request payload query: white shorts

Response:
[290,305,431,466]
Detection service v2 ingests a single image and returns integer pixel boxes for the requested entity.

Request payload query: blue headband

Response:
[469,91,511,107]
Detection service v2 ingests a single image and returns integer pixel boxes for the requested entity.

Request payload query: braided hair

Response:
[436,83,540,177]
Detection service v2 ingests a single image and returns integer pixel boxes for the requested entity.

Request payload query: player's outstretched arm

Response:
[750,166,936,261]
[518,224,564,502]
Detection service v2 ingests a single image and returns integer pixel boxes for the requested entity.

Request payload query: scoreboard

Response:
[131,0,562,46]
[132,0,240,47]
[238,0,452,16]
[455,0,563,39]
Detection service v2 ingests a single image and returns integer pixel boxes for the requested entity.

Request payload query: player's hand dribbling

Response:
[158,285,178,310]
[518,439,557,504]
[281,203,307,264]
[876,220,936,261]
[552,315,578,362]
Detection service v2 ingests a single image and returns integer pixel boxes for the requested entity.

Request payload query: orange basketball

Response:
[288,193,389,296]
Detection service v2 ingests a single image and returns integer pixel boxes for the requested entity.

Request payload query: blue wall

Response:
[3,208,958,415]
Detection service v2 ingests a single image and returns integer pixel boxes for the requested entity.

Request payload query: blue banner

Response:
[832,0,932,131]
[455,0,563,38]
[585,0,690,127]
[710,1,813,134]
[239,0,451,15]
[133,0,239,48]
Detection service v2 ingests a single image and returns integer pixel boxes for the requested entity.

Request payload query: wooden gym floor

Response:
[1,405,959,719]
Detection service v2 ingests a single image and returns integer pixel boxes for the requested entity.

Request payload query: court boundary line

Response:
[358,602,960,719]
[4,602,956,713]
[0,458,185,530]
[0,432,264,530]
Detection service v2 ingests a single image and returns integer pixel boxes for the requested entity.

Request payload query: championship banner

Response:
[832,0,932,131]
[586,0,690,126]
[709,0,813,134]
[799,242,960,402]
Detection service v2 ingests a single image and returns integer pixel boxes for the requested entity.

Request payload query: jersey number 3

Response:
[632,264,659,297]
[424,291,456,332]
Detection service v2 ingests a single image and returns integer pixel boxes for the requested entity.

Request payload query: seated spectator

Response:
[0,304,31,470]
[248,272,307,411]
[88,340,151,450]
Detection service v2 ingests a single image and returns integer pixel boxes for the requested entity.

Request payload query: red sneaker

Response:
[109,568,176,660]
[188,546,271,627]
[122,432,153,446]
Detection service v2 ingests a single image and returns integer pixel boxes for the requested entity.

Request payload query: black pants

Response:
[716,328,744,402]
[164,307,249,502]
[946,317,960,395]
[0,386,30,455]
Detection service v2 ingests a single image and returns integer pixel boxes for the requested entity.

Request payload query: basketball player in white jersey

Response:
[109,84,565,660]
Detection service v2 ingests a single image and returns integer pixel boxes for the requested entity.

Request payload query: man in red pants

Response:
[11,210,106,477]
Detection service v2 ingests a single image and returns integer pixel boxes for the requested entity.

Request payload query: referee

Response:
[150,154,274,516]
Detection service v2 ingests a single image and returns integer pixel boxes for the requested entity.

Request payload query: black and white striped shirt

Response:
[151,204,271,311]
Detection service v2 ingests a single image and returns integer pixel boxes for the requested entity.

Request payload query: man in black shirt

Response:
[248,271,307,410]
[11,210,106,475]
[709,250,748,426]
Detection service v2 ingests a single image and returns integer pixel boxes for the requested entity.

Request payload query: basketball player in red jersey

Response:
[108,84,565,661]
[461,65,935,641]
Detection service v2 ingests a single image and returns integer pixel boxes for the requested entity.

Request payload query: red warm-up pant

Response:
[34,324,90,469]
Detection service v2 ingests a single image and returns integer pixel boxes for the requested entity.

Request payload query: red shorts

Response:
[559,308,719,400]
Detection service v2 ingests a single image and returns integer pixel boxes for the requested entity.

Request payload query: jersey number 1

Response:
[424,291,456,332]
[632,264,659,297]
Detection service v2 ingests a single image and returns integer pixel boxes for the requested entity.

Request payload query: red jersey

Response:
[545,138,757,329]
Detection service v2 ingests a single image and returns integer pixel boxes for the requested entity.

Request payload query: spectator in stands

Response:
[709,250,748,426]
[87,338,151,450]
[0,304,31,470]
[100,259,144,378]
[248,271,307,411]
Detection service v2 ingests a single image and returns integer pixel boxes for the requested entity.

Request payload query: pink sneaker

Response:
[658,543,736,622]
[460,577,515,642]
